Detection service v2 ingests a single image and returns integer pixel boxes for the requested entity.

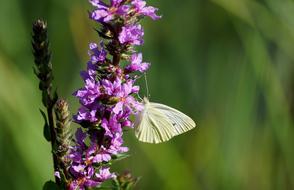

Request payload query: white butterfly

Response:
[134,97,196,143]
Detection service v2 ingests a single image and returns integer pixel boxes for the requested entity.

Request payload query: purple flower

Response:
[76,128,87,146]
[90,0,130,22]
[132,0,161,20]
[101,77,122,96]
[101,116,122,137]
[80,62,97,81]
[118,24,144,45]
[125,53,150,73]
[69,150,82,163]
[70,0,161,188]
[69,175,100,190]
[74,78,100,105]
[84,141,112,164]
[70,164,87,178]
[68,129,87,163]
[69,163,115,189]
[96,167,116,181]
[54,171,61,179]
[88,42,107,63]
[69,180,80,190]
[84,179,100,188]
[108,133,129,154]
[108,79,141,114]
[74,106,98,123]
[92,146,112,163]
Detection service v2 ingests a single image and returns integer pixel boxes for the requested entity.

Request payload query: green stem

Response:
[47,102,60,185]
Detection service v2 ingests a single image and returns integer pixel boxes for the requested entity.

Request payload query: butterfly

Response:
[134,97,196,143]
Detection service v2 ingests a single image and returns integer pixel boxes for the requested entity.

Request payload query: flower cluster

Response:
[68,0,160,189]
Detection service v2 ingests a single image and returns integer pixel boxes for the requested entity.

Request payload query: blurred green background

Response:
[1,0,294,189]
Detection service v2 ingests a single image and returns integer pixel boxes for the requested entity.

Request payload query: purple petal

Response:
[54,171,61,179]
[93,150,112,163]
[113,101,124,114]
[69,180,79,190]
[91,9,109,21]
[84,179,100,187]
[118,24,144,45]
[96,167,116,181]
[75,128,87,145]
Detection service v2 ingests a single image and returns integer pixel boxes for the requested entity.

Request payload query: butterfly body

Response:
[134,97,196,143]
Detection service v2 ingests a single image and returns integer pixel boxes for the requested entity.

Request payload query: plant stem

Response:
[47,102,60,185]
[32,19,60,185]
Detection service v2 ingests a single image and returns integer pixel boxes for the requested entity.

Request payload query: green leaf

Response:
[42,181,60,190]
[40,109,51,141]
[112,178,121,190]
[42,91,48,107]
[53,89,58,104]
[94,179,119,190]
[111,153,130,162]
[33,66,39,77]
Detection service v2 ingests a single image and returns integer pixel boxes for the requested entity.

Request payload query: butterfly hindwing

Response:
[134,98,196,143]
[135,102,174,143]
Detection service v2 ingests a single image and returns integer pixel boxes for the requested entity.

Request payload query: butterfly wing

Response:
[149,102,196,136]
[134,98,196,143]
[134,103,175,143]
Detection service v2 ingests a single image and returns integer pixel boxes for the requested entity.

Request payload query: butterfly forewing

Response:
[135,102,174,143]
[150,103,196,136]
[134,98,196,143]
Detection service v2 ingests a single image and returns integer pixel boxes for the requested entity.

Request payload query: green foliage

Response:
[0,0,293,189]
[43,181,60,190]
[113,172,140,190]
[40,109,51,142]
[111,153,130,162]
[95,173,140,190]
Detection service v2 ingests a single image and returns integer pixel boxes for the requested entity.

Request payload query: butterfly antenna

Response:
[144,73,150,98]
[137,93,143,101]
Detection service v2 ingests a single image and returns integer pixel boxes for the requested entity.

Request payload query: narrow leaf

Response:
[42,180,60,190]
[111,153,130,162]
[53,88,58,104]
[40,109,51,141]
